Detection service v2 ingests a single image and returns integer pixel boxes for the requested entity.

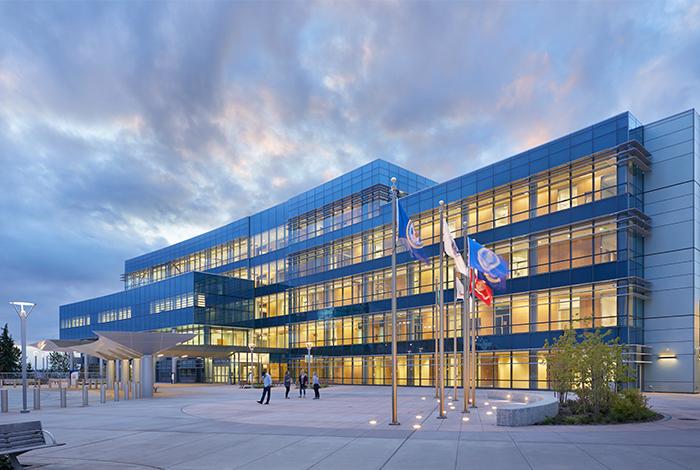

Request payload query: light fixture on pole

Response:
[248,342,256,383]
[306,342,312,384]
[10,301,36,414]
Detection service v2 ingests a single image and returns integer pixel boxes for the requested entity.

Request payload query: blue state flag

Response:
[468,238,509,290]
[397,200,429,264]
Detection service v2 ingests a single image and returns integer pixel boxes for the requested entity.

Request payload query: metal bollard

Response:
[33,387,41,410]
[82,385,89,406]
[1,389,8,413]
[59,387,67,408]
[113,383,120,402]
[100,383,106,403]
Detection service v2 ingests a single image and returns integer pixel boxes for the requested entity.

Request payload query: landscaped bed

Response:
[537,328,662,425]
[539,388,663,425]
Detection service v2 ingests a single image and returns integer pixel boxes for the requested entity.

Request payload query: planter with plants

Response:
[538,328,661,425]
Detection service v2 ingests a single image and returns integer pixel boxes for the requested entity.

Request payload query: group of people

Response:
[257,370,320,405]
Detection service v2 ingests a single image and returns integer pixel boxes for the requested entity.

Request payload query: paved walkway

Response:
[1,384,699,469]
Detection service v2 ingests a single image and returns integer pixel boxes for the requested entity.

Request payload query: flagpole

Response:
[470,266,477,408]
[453,281,458,401]
[462,223,469,413]
[390,177,399,426]
[437,200,446,419]
[433,300,438,398]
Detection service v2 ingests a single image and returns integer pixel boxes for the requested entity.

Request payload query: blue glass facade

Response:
[60,109,700,393]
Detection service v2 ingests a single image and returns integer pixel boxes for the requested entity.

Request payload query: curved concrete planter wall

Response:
[486,390,559,426]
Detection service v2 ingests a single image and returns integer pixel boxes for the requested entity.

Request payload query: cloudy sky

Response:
[0,1,698,342]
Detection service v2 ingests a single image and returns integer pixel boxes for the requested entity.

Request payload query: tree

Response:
[544,328,634,417]
[543,328,578,405]
[575,329,633,417]
[48,352,70,373]
[0,324,21,372]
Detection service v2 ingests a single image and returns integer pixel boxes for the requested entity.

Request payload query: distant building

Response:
[60,109,700,393]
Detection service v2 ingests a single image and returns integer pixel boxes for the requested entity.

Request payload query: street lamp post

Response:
[10,301,36,414]
[306,342,312,383]
[248,343,256,384]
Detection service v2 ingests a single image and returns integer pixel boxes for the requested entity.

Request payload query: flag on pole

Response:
[467,237,508,289]
[469,269,493,305]
[443,221,469,276]
[455,275,465,301]
[397,200,429,263]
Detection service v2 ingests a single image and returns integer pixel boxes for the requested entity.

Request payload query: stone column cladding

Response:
[121,359,130,387]
[141,355,154,398]
[133,357,141,387]
[642,109,700,393]
[106,359,114,388]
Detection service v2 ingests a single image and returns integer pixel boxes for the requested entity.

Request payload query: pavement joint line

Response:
[507,432,535,470]
[639,447,695,470]
[27,455,166,470]
[231,435,307,470]
[304,434,361,470]
[173,433,261,469]
[377,400,440,470]
[570,439,612,470]
[42,430,144,452]
[454,417,462,470]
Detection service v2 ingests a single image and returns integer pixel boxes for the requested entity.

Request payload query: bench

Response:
[0,421,64,469]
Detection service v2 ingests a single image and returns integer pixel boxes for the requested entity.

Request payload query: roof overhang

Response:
[159,344,252,359]
[34,331,196,360]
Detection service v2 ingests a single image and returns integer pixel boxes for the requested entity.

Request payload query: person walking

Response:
[257,369,272,405]
[247,371,253,388]
[283,370,292,399]
[312,372,320,399]
[298,371,307,398]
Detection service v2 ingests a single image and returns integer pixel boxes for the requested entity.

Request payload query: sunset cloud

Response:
[0,1,697,340]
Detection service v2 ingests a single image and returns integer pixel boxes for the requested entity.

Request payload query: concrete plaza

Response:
[1,384,700,469]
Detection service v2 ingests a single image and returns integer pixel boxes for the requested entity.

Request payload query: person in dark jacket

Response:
[298,371,307,398]
[312,372,320,399]
[283,371,292,399]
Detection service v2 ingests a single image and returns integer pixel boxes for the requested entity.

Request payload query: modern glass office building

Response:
[60,108,700,393]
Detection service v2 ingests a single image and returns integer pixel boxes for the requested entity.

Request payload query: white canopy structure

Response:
[34,331,196,398]
[34,331,196,360]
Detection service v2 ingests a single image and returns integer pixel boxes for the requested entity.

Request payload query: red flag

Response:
[469,269,493,306]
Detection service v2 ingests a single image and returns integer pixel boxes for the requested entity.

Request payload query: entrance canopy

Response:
[159,344,252,359]
[35,331,196,360]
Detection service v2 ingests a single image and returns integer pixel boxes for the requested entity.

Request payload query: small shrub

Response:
[609,389,657,423]
[0,455,12,470]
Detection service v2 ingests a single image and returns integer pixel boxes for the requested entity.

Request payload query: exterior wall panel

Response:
[643,109,698,392]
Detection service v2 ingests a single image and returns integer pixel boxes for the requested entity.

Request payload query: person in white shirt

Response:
[257,370,272,405]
